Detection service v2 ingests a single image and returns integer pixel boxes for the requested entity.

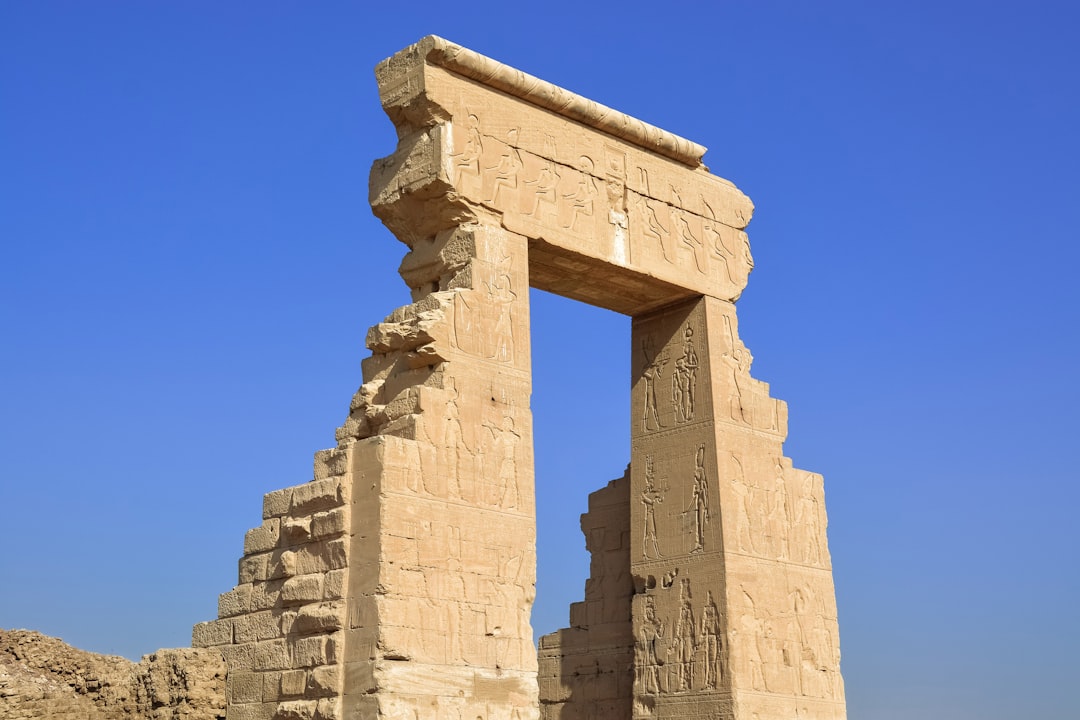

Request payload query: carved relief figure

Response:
[637,597,665,695]
[485,255,517,363]
[443,379,471,498]
[699,590,723,689]
[672,579,696,691]
[729,453,754,553]
[640,336,667,432]
[560,155,598,230]
[738,590,767,691]
[641,455,665,559]
[523,157,559,218]
[486,128,522,206]
[636,169,674,265]
[767,460,790,560]
[452,113,483,186]
[491,416,520,508]
[671,325,699,423]
[720,315,750,425]
[686,444,710,554]
[792,471,822,565]
[671,187,706,274]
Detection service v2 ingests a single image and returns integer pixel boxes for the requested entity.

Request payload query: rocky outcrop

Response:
[0,629,225,720]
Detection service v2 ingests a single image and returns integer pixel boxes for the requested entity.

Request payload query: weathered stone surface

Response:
[0,629,226,720]
[193,35,844,720]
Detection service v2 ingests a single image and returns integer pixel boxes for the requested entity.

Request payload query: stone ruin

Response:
[183,36,847,720]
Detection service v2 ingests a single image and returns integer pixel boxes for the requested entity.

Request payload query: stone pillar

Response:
[196,34,846,720]
[629,296,845,719]
[337,220,538,720]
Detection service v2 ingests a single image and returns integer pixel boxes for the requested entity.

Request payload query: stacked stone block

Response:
[539,472,634,720]
[192,466,350,720]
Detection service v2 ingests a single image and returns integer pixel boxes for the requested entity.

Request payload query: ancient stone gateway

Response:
[193,36,846,720]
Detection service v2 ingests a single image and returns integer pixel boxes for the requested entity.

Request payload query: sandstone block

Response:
[323,569,345,600]
[312,447,349,480]
[263,488,293,520]
[311,508,347,539]
[290,477,348,516]
[316,697,341,720]
[244,519,281,554]
[233,610,280,644]
[281,575,323,606]
[309,665,342,696]
[192,618,233,647]
[227,671,262,704]
[279,669,307,698]
[273,700,316,720]
[293,602,345,636]
[218,585,252,618]
[281,516,312,544]
[254,639,290,671]
[220,642,256,671]
[239,552,270,584]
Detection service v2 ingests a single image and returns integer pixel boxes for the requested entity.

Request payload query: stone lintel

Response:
[372,36,757,315]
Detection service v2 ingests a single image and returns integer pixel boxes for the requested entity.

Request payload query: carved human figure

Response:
[486,128,522,206]
[767,460,790,559]
[561,155,598,230]
[699,590,723,689]
[637,597,665,695]
[738,590,767,692]
[443,380,471,498]
[640,455,665,559]
[729,454,754,552]
[453,113,483,186]
[686,444,710,554]
[640,336,667,432]
[720,315,750,425]
[671,325,699,423]
[671,187,706,274]
[491,415,520,508]
[485,255,517,363]
[672,579,696,691]
[523,157,559,218]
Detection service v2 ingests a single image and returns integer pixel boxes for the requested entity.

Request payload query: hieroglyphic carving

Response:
[604,144,630,265]
[671,187,706,275]
[729,454,754,554]
[485,255,517,364]
[486,129,523,205]
[671,579,697,692]
[720,315,750,425]
[484,415,521,508]
[452,113,483,188]
[672,325,699,424]
[560,155,598,231]
[699,590,723,689]
[641,455,666,559]
[523,137,559,218]
[443,379,471,498]
[636,169,673,264]
[641,336,667,432]
[685,444,710,554]
[636,596,665,696]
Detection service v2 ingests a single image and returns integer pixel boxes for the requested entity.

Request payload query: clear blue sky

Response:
[2,3,1078,718]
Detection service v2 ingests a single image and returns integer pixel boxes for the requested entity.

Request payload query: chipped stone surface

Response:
[0,629,225,720]
[191,35,845,720]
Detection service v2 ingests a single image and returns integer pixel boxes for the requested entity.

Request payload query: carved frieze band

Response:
[413,35,707,167]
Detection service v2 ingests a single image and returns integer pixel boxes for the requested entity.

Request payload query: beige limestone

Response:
[194,35,845,720]
[0,629,226,720]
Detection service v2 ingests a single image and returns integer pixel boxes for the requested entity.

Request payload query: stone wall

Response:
[0,629,225,720]
[538,471,634,720]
